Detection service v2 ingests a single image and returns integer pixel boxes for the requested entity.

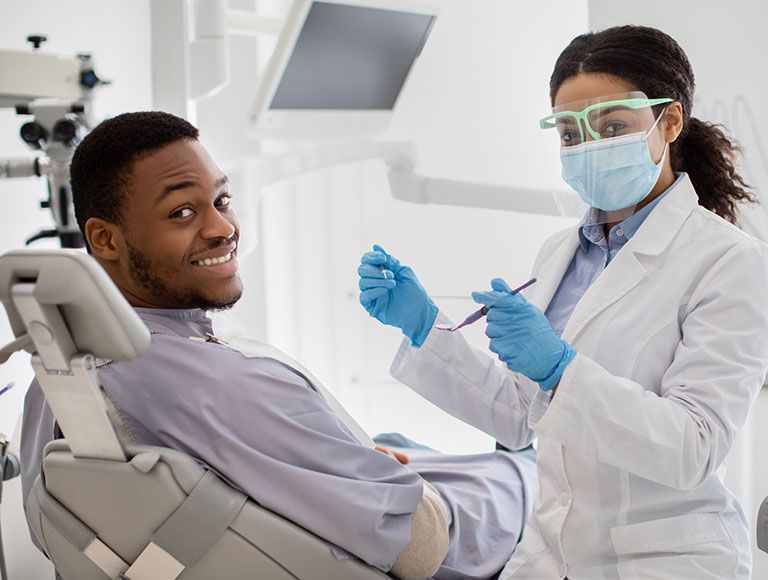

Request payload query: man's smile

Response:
[190,242,239,274]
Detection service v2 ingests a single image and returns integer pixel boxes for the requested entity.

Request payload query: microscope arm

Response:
[0,156,47,179]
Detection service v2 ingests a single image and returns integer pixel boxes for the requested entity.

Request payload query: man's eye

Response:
[171,207,194,219]
[216,194,232,208]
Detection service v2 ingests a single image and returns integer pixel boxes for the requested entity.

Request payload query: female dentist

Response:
[358,25,768,579]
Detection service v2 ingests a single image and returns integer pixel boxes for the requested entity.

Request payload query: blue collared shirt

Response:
[544,174,684,337]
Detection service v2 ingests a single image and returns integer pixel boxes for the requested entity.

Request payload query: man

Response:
[21,112,537,579]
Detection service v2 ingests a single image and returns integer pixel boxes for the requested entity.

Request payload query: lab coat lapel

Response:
[561,175,699,344]
[560,245,646,344]
[529,229,581,313]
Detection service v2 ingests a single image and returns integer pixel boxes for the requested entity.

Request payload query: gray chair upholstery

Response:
[0,249,389,580]
[758,496,768,554]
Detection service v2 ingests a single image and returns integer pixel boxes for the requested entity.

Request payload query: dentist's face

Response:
[115,138,243,310]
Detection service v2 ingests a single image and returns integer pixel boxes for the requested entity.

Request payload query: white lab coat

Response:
[390,175,768,579]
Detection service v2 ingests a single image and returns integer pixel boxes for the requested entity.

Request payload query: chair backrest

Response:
[0,249,149,362]
[0,249,150,461]
[0,249,390,580]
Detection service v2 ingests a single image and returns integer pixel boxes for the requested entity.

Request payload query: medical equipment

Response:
[251,0,437,140]
[0,249,389,579]
[150,0,573,243]
[0,35,107,248]
[540,92,671,224]
[435,278,537,332]
[539,94,673,146]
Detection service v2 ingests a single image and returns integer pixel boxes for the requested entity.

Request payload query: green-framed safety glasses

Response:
[539,93,673,147]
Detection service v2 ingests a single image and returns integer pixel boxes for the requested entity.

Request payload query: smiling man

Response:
[75,118,242,311]
[20,112,537,580]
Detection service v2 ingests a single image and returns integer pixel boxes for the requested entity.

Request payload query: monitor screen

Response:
[269,2,435,110]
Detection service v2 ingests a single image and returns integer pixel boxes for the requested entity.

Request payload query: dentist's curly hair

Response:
[549,25,754,225]
[71,111,199,251]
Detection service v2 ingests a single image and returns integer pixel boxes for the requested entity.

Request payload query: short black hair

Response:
[71,111,199,249]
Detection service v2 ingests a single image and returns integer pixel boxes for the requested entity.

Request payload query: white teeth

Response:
[195,252,232,267]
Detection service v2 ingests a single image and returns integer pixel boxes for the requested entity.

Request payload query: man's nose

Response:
[200,206,236,240]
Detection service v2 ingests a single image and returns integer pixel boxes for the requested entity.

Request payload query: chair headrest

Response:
[0,249,150,361]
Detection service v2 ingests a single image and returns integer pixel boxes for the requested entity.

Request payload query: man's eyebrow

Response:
[156,175,229,203]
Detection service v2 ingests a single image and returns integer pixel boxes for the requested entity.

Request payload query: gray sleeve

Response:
[100,334,424,571]
[20,380,56,505]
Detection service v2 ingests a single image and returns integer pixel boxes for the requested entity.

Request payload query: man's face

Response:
[112,138,243,310]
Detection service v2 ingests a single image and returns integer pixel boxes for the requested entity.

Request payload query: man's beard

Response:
[126,241,241,311]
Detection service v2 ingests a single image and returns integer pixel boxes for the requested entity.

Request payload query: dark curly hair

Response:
[71,111,199,250]
[549,25,754,224]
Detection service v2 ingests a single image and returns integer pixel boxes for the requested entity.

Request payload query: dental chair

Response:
[0,249,390,580]
[759,496,768,554]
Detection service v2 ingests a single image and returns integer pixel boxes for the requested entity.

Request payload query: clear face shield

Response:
[539,91,673,226]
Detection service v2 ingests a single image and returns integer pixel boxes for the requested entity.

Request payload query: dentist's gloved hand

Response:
[358,244,438,347]
[472,278,576,391]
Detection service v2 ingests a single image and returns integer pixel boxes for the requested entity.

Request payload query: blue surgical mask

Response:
[560,116,667,211]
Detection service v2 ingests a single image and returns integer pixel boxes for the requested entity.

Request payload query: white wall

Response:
[0,2,152,577]
[587,1,768,576]
[252,0,587,452]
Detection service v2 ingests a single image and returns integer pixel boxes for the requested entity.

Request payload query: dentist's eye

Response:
[560,130,580,146]
[601,121,629,138]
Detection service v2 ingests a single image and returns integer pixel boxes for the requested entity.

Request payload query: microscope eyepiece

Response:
[20,122,48,149]
[53,119,78,145]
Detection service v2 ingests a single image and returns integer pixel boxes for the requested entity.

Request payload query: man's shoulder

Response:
[100,330,317,404]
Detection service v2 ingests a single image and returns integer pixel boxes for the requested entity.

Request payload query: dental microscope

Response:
[0,34,108,248]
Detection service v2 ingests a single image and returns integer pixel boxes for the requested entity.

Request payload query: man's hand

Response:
[375,445,410,465]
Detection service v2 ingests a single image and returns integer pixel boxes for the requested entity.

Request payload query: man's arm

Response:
[102,339,448,574]
[391,481,449,579]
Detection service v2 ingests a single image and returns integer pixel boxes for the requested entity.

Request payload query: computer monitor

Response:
[251,0,438,140]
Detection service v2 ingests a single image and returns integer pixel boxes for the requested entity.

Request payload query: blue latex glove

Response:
[358,245,438,347]
[472,278,576,391]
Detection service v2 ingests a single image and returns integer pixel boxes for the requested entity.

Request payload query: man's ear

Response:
[663,101,684,144]
[85,217,124,262]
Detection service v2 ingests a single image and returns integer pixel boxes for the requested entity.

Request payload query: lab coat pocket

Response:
[499,523,558,579]
[610,513,738,579]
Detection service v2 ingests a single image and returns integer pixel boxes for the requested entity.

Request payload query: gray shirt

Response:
[21,307,536,578]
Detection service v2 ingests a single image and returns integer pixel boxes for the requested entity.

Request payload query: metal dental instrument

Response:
[436,278,538,332]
